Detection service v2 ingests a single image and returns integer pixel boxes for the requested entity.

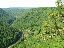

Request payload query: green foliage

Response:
[0,21,23,48]
[11,1,64,48]
[0,1,64,48]
[0,8,23,48]
[12,8,54,32]
[11,7,64,48]
[0,8,16,25]
[41,0,64,40]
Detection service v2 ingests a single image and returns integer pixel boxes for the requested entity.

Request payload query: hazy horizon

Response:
[0,0,56,8]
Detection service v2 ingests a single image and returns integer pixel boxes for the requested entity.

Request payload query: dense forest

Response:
[0,0,64,48]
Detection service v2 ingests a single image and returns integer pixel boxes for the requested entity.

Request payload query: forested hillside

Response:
[0,8,23,48]
[0,8,16,25]
[11,7,64,48]
[0,0,64,48]
[3,8,30,18]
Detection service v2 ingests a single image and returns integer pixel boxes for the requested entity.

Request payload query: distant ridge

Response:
[0,8,16,25]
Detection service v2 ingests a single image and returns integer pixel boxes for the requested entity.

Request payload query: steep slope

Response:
[12,7,55,31]
[11,7,64,48]
[0,8,16,25]
[0,8,9,17]
[0,8,24,48]
[3,8,30,18]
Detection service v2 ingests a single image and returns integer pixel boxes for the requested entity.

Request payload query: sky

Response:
[0,0,57,8]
